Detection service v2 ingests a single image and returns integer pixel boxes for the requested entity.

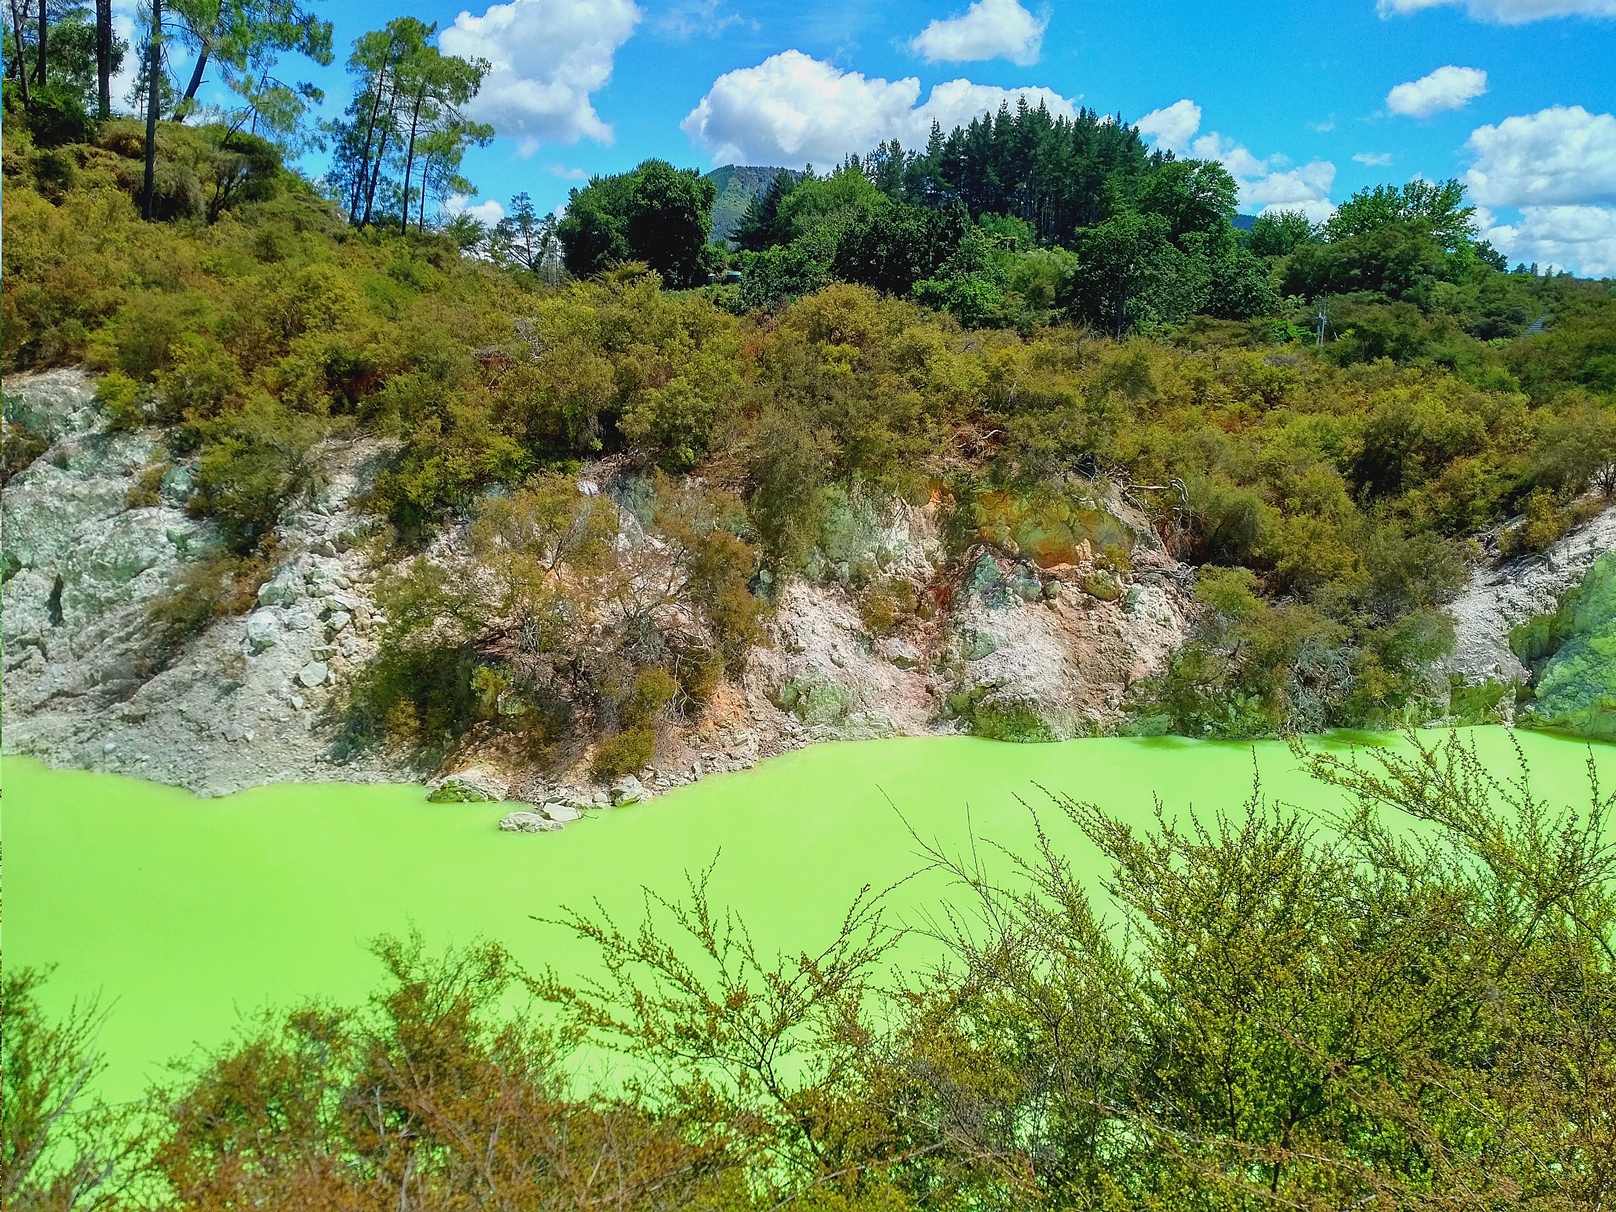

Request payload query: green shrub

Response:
[592,726,656,779]
[94,370,148,428]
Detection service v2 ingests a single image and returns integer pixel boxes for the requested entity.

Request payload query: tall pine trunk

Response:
[34,0,44,85]
[398,87,424,237]
[8,0,32,107]
[360,125,388,227]
[175,40,207,118]
[142,0,161,221]
[95,0,111,117]
[418,157,429,233]
[350,47,394,222]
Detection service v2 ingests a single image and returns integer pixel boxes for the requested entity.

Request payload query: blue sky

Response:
[124,0,1616,273]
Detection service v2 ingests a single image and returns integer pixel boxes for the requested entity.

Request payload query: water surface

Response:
[7,729,1611,1100]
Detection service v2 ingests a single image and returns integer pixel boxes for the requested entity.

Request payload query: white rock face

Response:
[743,491,1193,744]
[2,368,404,796]
[1446,504,1616,685]
[2,369,1202,809]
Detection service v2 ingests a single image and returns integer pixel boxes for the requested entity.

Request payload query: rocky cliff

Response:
[2,369,1196,809]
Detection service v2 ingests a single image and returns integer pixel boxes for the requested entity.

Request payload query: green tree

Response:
[623,159,717,288]
[1248,207,1315,256]
[1324,177,1477,250]
[1067,209,1199,335]
[166,0,332,132]
[325,17,429,228]
[558,159,717,288]
[491,190,559,276]
[1135,157,1238,243]
[389,33,487,235]
[731,167,795,251]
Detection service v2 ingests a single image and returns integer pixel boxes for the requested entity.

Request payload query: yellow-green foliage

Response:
[7,122,1614,745]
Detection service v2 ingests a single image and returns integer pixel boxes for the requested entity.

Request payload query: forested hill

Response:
[706,164,798,243]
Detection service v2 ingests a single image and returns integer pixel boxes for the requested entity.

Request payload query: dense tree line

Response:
[8,732,1616,1208]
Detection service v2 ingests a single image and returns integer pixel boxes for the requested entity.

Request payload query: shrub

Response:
[592,726,656,779]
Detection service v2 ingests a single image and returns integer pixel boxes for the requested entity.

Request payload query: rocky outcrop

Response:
[745,490,1193,744]
[1446,502,1616,686]
[3,368,1196,823]
[3,368,405,795]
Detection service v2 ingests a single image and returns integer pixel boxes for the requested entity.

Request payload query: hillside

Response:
[705,163,798,243]
[4,114,1616,807]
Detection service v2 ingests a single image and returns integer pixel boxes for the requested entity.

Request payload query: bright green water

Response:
[6,729,1613,1102]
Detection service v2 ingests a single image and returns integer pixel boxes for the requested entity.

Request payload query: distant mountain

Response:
[1233,214,1258,231]
[706,165,801,243]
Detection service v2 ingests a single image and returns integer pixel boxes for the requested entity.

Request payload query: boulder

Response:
[499,811,561,833]
[427,765,510,803]
[886,637,922,669]
[540,801,584,823]
[245,611,280,652]
[257,576,298,606]
[610,775,646,805]
[297,661,329,688]
[158,465,193,505]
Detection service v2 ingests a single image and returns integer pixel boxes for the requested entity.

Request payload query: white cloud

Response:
[919,78,1075,132]
[1378,0,1616,22]
[1386,65,1488,119]
[908,0,1048,67]
[545,163,589,180]
[1464,105,1616,206]
[1135,99,1201,154]
[1241,161,1338,225]
[1354,151,1395,166]
[110,0,143,113]
[439,0,642,155]
[444,195,507,226]
[681,51,1076,167]
[1189,131,1270,179]
[1482,205,1616,275]
[1135,98,1336,223]
[659,0,745,38]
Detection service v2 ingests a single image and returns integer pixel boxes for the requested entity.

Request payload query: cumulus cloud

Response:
[681,51,1075,167]
[1135,99,1336,223]
[1135,99,1201,154]
[1354,151,1395,166]
[1482,205,1616,275]
[1386,66,1488,118]
[908,0,1047,67]
[1462,106,1616,277]
[1464,105,1616,206]
[439,0,642,155]
[1378,0,1616,22]
[444,195,507,226]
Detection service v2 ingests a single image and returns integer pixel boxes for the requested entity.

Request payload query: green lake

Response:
[6,728,1613,1102]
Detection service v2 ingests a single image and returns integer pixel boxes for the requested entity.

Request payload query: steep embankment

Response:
[1447,505,1616,687]
[2,368,1193,808]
